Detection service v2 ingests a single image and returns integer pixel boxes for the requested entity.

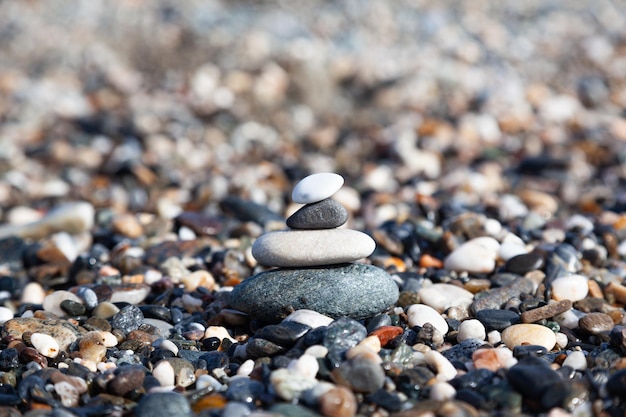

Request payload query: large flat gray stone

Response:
[229,263,399,323]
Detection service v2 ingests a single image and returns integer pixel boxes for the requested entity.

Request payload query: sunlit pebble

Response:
[237,359,255,376]
[196,374,224,391]
[487,330,501,345]
[97,362,117,373]
[562,350,587,370]
[31,333,60,358]
[21,282,46,305]
[92,302,120,319]
[556,332,569,350]
[0,306,14,325]
[159,339,179,356]
[424,350,457,382]
[472,347,517,371]
[429,381,456,401]
[73,358,97,372]
[287,354,319,379]
[284,309,333,329]
[181,270,216,292]
[357,335,382,353]
[152,360,175,387]
[178,226,196,241]
[304,345,329,358]
[204,326,237,349]
[144,269,163,285]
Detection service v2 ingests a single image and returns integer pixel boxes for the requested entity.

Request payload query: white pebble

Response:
[565,214,594,235]
[51,232,79,263]
[110,285,151,305]
[284,309,333,328]
[444,237,500,273]
[31,333,60,358]
[55,381,80,407]
[292,172,344,204]
[0,306,14,325]
[554,309,583,329]
[418,284,474,313]
[556,332,570,350]
[429,381,456,401]
[487,330,502,345]
[406,304,449,335]
[152,360,175,387]
[159,340,179,356]
[21,282,46,305]
[562,350,587,370]
[270,368,319,402]
[551,275,588,302]
[498,241,528,262]
[484,218,502,236]
[287,354,319,379]
[457,319,486,342]
[237,359,255,376]
[304,345,328,358]
[424,350,457,381]
[196,374,224,391]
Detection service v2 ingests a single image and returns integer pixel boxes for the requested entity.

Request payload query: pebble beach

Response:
[2,1,626,416]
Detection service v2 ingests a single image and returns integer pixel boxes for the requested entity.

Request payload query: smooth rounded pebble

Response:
[457,319,486,342]
[406,304,449,335]
[0,306,13,325]
[562,350,587,370]
[444,236,500,274]
[501,324,557,351]
[43,290,83,317]
[292,173,344,204]
[551,274,589,302]
[30,333,60,358]
[284,309,333,329]
[135,392,193,417]
[251,229,375,267]
[418,284,474,313]
[230,264,399,323]
[286,198,349,230]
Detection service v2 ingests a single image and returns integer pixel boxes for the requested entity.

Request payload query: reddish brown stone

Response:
[369,326,403,347]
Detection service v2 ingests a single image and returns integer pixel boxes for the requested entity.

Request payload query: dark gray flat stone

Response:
[229,263,399,323]
[286,198,348,229]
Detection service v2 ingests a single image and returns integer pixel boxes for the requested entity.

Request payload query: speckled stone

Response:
[229,263,399,323]
[2,317,85,350]
[287,198,349,229]
[470,278,534,314]
[251,229,375,267]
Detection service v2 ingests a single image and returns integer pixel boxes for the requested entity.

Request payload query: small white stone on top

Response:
[292,173,344,204]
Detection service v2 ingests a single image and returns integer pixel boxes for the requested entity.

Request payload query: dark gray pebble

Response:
[226,378,264,404]
[0,385,20,406]
[331,356,385,393]
[396,367,436,400]
[470,277,534,314]
[111,304,144,334]
[0,348,20,371]
[60,299,86,316]
[199,351,229,370]
[229,263,399,322]
[606,368,626,398]
[134,392,192,417]
[0,236,26,265]
[442,339,486,363]
[507,356,561,399]
[450,368,494,390]
[286,198,348,229]
[475,309,521,331]
[269,403,323,417]
[139,305,172,323]
[366,389,406,412]
[504,252,544,275]
[366,314,393,333]
[512,345,548,359]
[256,321,311,347]
[323,317,367,353]
[245,337,285,358]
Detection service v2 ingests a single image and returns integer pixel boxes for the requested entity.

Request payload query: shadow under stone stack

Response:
[229,173,399,323]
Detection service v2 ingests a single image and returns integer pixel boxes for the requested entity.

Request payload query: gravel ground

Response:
[2,1,626,416]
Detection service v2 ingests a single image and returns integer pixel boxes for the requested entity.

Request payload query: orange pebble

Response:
[369,326,404,347]
[588,279,603,299]
[419,254,443,269]
[223,277,242,287]
[192,394,227,412]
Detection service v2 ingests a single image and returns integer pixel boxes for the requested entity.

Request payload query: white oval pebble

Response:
[551,274,588,302]
[498,241,528,262]
[429,381,456,401]
[31,333,60,358]
[284,309,333,328]
[304,345,329,358]
[287,354,319,379]
[424,350,457,381]
[252,229,375,267]
[556,332,569,350]
[457,319,486,342]
[406,304,449,335]
[0,306,13,325]
[418,284,474,313]
[109,284,151,305]
[43,290,83,317]
[562,350,587,370]
[21,282,46,305]
[501,324,556,351]
[152,360,175,387]
[444,237,500,273]
[292,173,344,204]
[237,359,255,376]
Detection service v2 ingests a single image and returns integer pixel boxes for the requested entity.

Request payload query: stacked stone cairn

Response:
[229,173,399,323]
